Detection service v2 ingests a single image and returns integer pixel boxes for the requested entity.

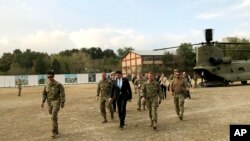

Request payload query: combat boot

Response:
[179,116,183,121]
[149,120,153,127]
[111,112,114,120]
[51,132,57,138]
[102,116,107,123]
[153,121,157,130]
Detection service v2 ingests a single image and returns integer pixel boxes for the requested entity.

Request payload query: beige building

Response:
[121,50,166,76]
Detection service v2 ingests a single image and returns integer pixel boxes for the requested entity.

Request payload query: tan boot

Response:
[153,121,157,130]
[149,120,153,127]
[102,116,107,123]
[111,112,114,120]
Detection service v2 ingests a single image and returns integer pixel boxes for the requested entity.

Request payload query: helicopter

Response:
[154,29,250,86]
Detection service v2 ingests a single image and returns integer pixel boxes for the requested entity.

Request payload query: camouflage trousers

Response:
[18,88,21,96]
[100,99,113,119]
[134,85,138,94]
[146,96,159,122]
[174,94,185,118]
[137,89,145,109]
[47,100,60,134]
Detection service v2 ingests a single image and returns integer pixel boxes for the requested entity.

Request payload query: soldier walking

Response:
[41,70,65,138]
[142,72,162,130]
[193,72,198,88]
[171,71,187,121]
[110,71,117,112]
[168,69,178,93]
[17,79,22,97]
[134,74,146,111]
[96,72,114,123]
[182,72,191,99]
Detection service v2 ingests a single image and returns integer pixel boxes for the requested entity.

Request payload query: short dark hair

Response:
[47,70,55,76]
[148,71,154,75]
[115,70,122,74]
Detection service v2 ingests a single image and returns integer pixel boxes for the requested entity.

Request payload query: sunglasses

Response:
[47,76,53,78]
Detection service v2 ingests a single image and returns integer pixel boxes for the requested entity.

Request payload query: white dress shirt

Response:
[117,78,123,89]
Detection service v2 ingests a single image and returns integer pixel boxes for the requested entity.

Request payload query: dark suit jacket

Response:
[111,78,132,100]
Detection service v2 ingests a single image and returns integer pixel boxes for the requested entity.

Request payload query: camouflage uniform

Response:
[182,76,191,99]
[17,80,22,96]
[168,74,175,81]
[97,79,114,122]
[171,78,186,120]
[193,73,198,88]
[142,80,162,128]
[134,78,146,110]
[42,80,65,135]
[168,74,176,92]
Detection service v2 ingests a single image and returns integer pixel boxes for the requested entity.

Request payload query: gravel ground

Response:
[0,83,250,141]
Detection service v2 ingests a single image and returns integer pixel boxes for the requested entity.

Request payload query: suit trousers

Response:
[117,96,127,126]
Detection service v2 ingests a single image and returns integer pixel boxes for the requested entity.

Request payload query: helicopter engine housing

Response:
[209,57,231,65]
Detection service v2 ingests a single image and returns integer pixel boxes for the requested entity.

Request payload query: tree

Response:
[176,43,196,71]
[8,63,23,75]
[219,37,250,60]
[161,52,175,72]
[87,47,103,59]
[34,57,47,74]
[103,49,117,58]
[51,59,61,74]
[117,47,134,58]
[0,53,13,73]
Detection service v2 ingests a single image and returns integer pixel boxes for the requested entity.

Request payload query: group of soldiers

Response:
[97,68,194,131]
[16,69,195,139]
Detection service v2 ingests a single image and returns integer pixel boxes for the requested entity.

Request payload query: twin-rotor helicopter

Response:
[154,29,250,86]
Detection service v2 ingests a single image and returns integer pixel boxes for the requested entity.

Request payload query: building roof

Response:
[121,49,176,60]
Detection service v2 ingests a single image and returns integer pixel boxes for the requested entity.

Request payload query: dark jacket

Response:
[111,78,132,100]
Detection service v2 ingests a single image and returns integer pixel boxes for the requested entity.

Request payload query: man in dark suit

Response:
[111,70,132,128]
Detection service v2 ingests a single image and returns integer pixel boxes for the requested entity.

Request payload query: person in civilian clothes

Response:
[111,70,132,129]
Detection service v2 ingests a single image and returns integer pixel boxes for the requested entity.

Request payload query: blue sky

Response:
[0,0,250,56]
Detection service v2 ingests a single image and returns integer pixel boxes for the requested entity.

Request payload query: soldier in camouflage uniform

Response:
[17,79,22,97]
[110,71,117,112]
[193,72,198,88]
[41,70,65,138]
[97,72,114,123]
[182,72,191,99]
[142,72,162,130]
[168,69,178,93]
[134,74,146,111]
[171,71,186,121]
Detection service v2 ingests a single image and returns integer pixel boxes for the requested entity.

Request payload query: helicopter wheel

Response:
[241,81,247,85]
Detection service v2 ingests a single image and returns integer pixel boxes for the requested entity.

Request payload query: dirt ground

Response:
[0,83,250,141]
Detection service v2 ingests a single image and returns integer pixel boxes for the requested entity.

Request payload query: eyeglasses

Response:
[47,76,53,78]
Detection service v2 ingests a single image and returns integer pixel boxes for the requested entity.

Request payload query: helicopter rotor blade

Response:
[154,42,205,51]
[153,46,179,51]
[192,42,205,46]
